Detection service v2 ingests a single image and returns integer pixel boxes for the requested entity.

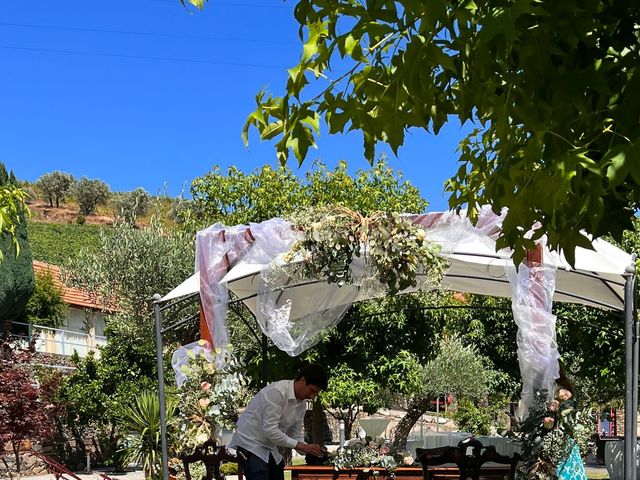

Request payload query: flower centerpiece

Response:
[516,388,590,479]
[174,343,250,452]
[328,437,414,476]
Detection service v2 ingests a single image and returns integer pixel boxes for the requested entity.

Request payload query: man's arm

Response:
[261,387,299,449]
[262,388,324,457]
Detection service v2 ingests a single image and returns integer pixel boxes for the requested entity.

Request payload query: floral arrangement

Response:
[328,437,414,475]
[174,344,250,452]
[515,388,590,479]
[287,207,447,295]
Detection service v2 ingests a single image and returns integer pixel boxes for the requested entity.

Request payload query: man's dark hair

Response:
[296,364,328,390]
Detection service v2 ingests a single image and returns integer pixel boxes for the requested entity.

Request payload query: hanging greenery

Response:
[287,207,447,295]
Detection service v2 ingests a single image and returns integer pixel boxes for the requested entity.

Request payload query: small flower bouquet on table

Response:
[516,388,589,480]
[329,437,414,477]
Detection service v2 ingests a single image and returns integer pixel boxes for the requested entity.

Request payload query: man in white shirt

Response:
[230,364,328,480]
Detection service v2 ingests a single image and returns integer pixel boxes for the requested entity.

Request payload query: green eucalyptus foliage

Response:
[242,0,640,265]
[290,208,446,294]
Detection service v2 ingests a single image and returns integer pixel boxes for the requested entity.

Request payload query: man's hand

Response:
[295,441,325,457]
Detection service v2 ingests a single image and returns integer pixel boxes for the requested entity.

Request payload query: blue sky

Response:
[1,0,471,211]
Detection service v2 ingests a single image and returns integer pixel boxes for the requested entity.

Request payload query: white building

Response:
[18,261,112,358]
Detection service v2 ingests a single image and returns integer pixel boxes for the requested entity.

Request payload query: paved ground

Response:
[21,471,145,480]
[20,465,611,480]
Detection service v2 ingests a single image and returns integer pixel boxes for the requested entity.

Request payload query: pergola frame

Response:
[153,224,638,480]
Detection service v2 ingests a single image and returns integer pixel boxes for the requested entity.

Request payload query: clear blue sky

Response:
[1,0,471,211]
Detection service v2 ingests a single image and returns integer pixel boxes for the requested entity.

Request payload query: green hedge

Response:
[27,221,111,265]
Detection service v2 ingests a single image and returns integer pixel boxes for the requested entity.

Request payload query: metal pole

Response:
[633,271,638,480]
[153,294,169,480]
[624,259,636,480]
[261,332,268,387]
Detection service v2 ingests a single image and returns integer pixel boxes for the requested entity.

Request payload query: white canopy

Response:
[162,227,630,312]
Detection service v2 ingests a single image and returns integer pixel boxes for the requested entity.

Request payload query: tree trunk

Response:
[391,395,433,451]
[311,398,324,445]
[12,440,21,477]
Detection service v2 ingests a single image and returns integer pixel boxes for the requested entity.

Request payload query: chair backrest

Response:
[416,437,520,480]
[181,439,244,480]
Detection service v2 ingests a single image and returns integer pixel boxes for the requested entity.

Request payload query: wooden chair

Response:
[181,439,244,480]
[30,451,84,480]
[416,437,521,480]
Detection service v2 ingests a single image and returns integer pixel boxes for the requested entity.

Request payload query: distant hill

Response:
[27,200,114,226]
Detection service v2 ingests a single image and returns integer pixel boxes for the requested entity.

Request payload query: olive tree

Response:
[113,188,152,225]
[71,177,110,216]
[36,171,75,208]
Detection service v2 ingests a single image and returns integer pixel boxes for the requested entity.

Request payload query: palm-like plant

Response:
[118,390,177,479]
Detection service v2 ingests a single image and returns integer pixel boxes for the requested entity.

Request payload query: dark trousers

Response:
[237,447,284,480]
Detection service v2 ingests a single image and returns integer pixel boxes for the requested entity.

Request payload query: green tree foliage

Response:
[57,218,194,463]
[554,303,625,406]
[321,364,390,439]
[36,171,75,208]
[65,218,194,328]
[185,158,427,227]
[0,164,34,332]
[112,188,152,225]
[71,177,110,216]
[391,333,498,449]
[24,269,66,328]
[422,334,496,399]
[27,222,109,265]
[452,398,493,436]
[242,0,640,265]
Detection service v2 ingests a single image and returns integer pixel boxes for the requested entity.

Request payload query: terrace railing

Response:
[10,321,106,358]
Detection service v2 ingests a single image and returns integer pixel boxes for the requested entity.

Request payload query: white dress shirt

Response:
[230,380,306,464]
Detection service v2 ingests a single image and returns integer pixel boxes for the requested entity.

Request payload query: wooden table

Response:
[286,464,512,480]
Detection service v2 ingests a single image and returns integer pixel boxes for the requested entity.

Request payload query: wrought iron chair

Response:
[181,438,244,480]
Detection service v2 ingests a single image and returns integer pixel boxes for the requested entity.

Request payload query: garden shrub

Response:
[452,398,492,436]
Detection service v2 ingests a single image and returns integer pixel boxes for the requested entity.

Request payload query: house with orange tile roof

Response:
[17,261,115,358]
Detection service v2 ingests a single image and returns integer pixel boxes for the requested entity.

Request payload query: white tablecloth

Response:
[406,433,520,458]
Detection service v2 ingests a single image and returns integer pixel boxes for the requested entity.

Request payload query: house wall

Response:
[32,306,108,358]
